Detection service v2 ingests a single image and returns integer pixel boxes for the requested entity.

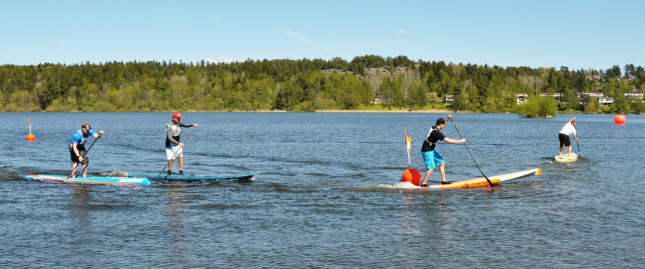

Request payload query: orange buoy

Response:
[26,133,35,141]
[402,168,422,186]
[614,115,626,125]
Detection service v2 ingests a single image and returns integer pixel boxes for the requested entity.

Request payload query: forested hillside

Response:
[1,55,643,113]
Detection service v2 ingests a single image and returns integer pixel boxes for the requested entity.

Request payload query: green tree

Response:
[407,81,427,110]
[582,96,601,114]
[517,96,558,118]
[275,77,304,110]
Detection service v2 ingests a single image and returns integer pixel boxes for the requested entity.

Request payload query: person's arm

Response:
[443,137,465,144]
[570,117,578,141]
[91,129,104,138]
[180,122,198,128]
[166,125,181,145]
[72,143,83,160]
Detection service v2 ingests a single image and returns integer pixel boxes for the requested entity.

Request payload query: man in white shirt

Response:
[559,117,579,157]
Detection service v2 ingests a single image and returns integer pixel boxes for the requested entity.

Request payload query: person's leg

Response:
[82,163,89,177]
[439,162,447,182]
[422,168,434,186]
[166,147,176,174]
[69,146,80,177]
[178,157,184,174]
[71,162,79,177]
[559,133,568,157]
[432,150,447,183]
[421,151,437,186]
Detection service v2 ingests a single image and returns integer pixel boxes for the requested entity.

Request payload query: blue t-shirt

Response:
[68,129,97,147]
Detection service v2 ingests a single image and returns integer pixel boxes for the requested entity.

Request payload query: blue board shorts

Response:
[422,150,445,170]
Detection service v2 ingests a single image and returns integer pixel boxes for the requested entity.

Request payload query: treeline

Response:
[1,55,644,113]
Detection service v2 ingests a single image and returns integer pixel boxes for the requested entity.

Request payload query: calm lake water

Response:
[1,112,644,268]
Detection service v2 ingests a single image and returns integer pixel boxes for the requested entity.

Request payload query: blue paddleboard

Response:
[25,174,150,185]
[134,174,254,182]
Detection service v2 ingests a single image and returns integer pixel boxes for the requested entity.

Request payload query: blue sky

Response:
[1,0,643,70]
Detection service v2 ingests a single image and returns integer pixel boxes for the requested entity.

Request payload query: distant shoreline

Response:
[315,109,457,113]
[10,109,625,115]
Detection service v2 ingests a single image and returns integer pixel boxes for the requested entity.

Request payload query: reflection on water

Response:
[399,194,421,236]
[67,184,94,268]
[164,184,188,264]
[70,184,92,230]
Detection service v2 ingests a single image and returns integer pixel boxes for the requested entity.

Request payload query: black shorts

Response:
[559,133,571,147]
[69,145,88,164]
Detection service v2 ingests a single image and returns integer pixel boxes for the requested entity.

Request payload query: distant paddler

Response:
[165,112,198,175]
[419,114,466,187]
[558,117,579,158]
[69,123,104,177]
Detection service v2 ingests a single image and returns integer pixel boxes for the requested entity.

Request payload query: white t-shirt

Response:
[559,123,577,136]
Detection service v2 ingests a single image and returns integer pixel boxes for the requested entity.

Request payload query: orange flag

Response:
[28,117,31,125]
[405,131,412,151]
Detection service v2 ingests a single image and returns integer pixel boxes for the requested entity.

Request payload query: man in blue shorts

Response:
[419,114,465,187]
[69,122,104,177]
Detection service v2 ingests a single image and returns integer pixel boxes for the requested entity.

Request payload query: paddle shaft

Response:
[574,124,580,157]
[449,118,494,188]
[159,127,196,176]
[68,136,99,178]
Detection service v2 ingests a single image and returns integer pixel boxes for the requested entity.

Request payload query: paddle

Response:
[158,127,196,177]
[449,117,495,188]
[574,123,580,158]
[68,136,100,179]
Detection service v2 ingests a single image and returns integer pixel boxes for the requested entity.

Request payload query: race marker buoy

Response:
[402,168,422,186]
[26,117,35,141]
[614,115,626,125]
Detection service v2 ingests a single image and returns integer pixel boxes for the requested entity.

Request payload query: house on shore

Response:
[516,93,528,104]
[444,95,454,104]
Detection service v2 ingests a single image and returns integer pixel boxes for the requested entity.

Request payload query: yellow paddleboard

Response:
[554,153,578,163]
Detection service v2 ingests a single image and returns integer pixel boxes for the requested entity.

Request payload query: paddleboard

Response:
[133,174,254,182]
[554,153,578,163]
[416,168,541,189]
[25,174,150,186]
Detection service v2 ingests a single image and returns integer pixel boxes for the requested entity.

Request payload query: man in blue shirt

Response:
[69,122,104,177]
